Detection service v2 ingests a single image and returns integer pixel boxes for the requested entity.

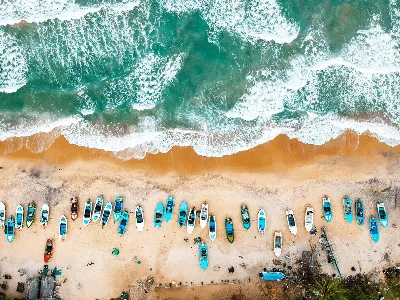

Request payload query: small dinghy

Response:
[178,201,188,227]
[241,204,251,230]
[343,197,353,223]
[286,210,297,235]
[15,205,24,229]
[304,205,313,232]
[369,216,379,243]
[44,239,54,263]
[40,203,50,227]
[5,216,15,243]
[209,215,216,241]
[0,202,5,228]
[113,196,124,222]
[199,242,209,270]
[274,232,283,257]
[164,196,174,222]
[101,202,113,228]
[200,202,208,229]
[59,215,67,240]
[154,203,164,228]
[355,199,365,226]
[322,196,332,222]
[83,200,92,226]
[26,202,36,228]
[135,205,144,231]
[258,209,266,234]
[225,217,234,243]
[187,207,196,234]
[259,270,285,281]
[118,211,129,236]
[376,202,388,227]
[70,197,78,221]
[92,195,104,222]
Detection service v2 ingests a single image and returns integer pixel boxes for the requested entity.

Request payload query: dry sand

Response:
[0,131,398,299]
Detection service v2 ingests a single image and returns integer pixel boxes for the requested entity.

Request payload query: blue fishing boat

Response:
[369,217,379,243]
[241,204,250,230]
[322,196,332,222]
[164,196,174,222]
[209,215,216,241]
[355,199,364,226]
[15,205,24,229]
[199,242,209,270]
[5,216,15,243]
[113,196,124,222]
[178,201,188,227]
[225,218,234,243]
[118,211,129,236]
[26,202,36,228]
[101,202,113,228]
[83,200,92,227]
[376,202,388,227]
[154,203,164,228]
[258,209,266,234]
[343,197,353,223]
[259,270,285,281]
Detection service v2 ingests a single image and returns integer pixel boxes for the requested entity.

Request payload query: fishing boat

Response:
[0,202,5,228]
[274,232,283,257]
[44,239,54,263]
[135,205,144,231]
[70,197,78,221]
[304,205,313,232]
[26,202,36,228]
[92,195,104,222]
[40,203,49,227]
[118,210,129,236]
[286,210,297,235]
[322,196,332,222]
[258,209,266,234]
[113,196,124,222]
[15,205,24,229]
[200,202,208,229]
[376,202,388,227]
[259,270,285,281]
[241,204,250,230]
[178,201,188,227]
[83,200,92,226]
[154,203,164,228]
[5,216,15,243]
[355,199,365,226]
[187,207,196,234]
[209,215,216,241]
[59,215,67,240]
[199,242,209,270]
[343,197,353,223]
[164,196,174,222]
[225,217,234,243]
[369,217,379,243]
[101,202,113,228]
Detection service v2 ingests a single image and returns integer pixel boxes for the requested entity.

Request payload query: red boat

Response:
[71,197,78,221]
[44,239,54,263]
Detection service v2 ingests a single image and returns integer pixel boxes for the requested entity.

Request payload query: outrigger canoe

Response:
[304,205,313,232]
[118,211,129,236]
[369,217,379,243]
[92,195,104,222]
[258,209,266,234]
[187,207,196,234]
[225,217,234,243]
[83,200,92,227]
[59,215,67,240]
[286,210,297,235]
[44,239,54,263]
[154,203,164,228]
[199,242,209,270]
[343,197,353,223]
[377,202,388,227]
[70,197,78,221]
[274,232,282,257]
[164,196,174,222]
[113,196,124,222]
[322,196,332,222]
[101,202,113,228]
[200,202,208,229]
[178,201,188,227]
[15,205,24,229]
[135,205,144,231]
[5,216,15,243]
[0,202,5,228]
[26,202,36,228]
[40,203,49,227]
[241,204,250,230]
[355,199,365,226]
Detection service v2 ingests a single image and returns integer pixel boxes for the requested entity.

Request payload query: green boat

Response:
[241,204,251,230]
[225,218,234,243]
[26,202,36,228]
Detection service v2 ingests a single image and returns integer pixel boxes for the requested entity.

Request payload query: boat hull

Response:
[199,203,208,229]
[154,203,164,228]
[15,205,24,229]
[343,198,353,223]
[209,215,216,241]
[305,205,313,232]
[135,206,144,231]
[164,197,174,222]
[199,243,209,270]
[258,209,266,234]
[369,217,380,243]
[178,201,188,227]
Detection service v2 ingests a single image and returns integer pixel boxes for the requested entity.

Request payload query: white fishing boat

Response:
[209,215,216,241]
[135,205,144,231]
[59,215,67,240]
[101,202,113,228]
[15,205,24,229]
[0,202,5,228]
[40,203,50,227]
[304,205,314,232]
[274,232,283,257]
[199,202,208,229]
[286,209,297,235]
[258,209,266,234]
[92,196,104,222]
[187,207,196,234]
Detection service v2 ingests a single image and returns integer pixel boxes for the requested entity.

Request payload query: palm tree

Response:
[311,277,348,300]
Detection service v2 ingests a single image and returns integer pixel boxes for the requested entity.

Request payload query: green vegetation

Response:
[311,277,348,300]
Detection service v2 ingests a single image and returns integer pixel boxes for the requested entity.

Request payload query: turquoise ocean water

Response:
[0,0,399,158]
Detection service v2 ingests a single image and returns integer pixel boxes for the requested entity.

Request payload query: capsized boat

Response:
[225,217,234,243]
[355,199,365,226]
[0,202,5,228]
[199,242,209,270]
[187,207,196,234]
[83,200,92,227]
[304,205,313,232]
[113,196,124,222]
[154,203,164,228]
[70,197,78,221]
[209,215,216,241]
[369,216,379,243]
[322,196,332,223]
[26,202,36,228]
[101,202,113,228]
[200,202,208,229]
[286,210,297,235]
[92,195,104,222]
[40,203,50,227]
[59,215,67,240]
[377,202,388,227]
[44,239,54,263]
[5,216,15,243]
[118,210,129,236]
[241,204,250,230]
[274,232,282,257]
[164,196,174,222]
[178,201,188,227]
[259,270,285,281]
[258,209,266,234]
[135,205,144,231]
[343,197,353,223]
[15,205,24,229]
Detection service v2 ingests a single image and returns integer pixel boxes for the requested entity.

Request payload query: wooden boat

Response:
[44,239,54,263]
[355,199,365,226]
[70,197,78,221]
[199,202,208,229]
[26,202,36,228]
[135,205,144,231]
[209,215,216,241]
[225,217,234,243]
[40,203,50,227]
[199,242,209,270]
[118,210,129,236]
[15,205,24,229]
[343,197,353,223]
[274,232,282,257]
[83,200,92,227]
[241,204,250,230]
[164,196,174,222]
[187,207,196,234]
[5,216,15,243]
[92,195,104,222]
[113,196,124,222]
[59,215,67,240]
[0,202,5,228]
[154,203,164,228]
[178,201,188,227]
[101,202,113,228]
[376,202,388,227]
[286,209,297,235]
[369,217,379,243]
[304,205,313,232]
[322,196,332,222]
[258,209,266,234]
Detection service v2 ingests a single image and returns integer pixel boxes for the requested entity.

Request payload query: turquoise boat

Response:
[322,196,332,223]
[377,202,388,227]
[259,271,285,281]
[343,197,353,223]
[225,218,234,243]
[117,211,129,236]
[355,199,365,226]
[369,217,379,243]
[199,242,209,270]
[154,203,164,228]
[241,204,250,230]
[113,196,124,222]
[164,196,174,222]
[26,202,36,228]
[178,201,188,227]
[5,216,15,243]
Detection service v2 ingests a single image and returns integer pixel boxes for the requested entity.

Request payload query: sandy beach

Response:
[0,131,399,299]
